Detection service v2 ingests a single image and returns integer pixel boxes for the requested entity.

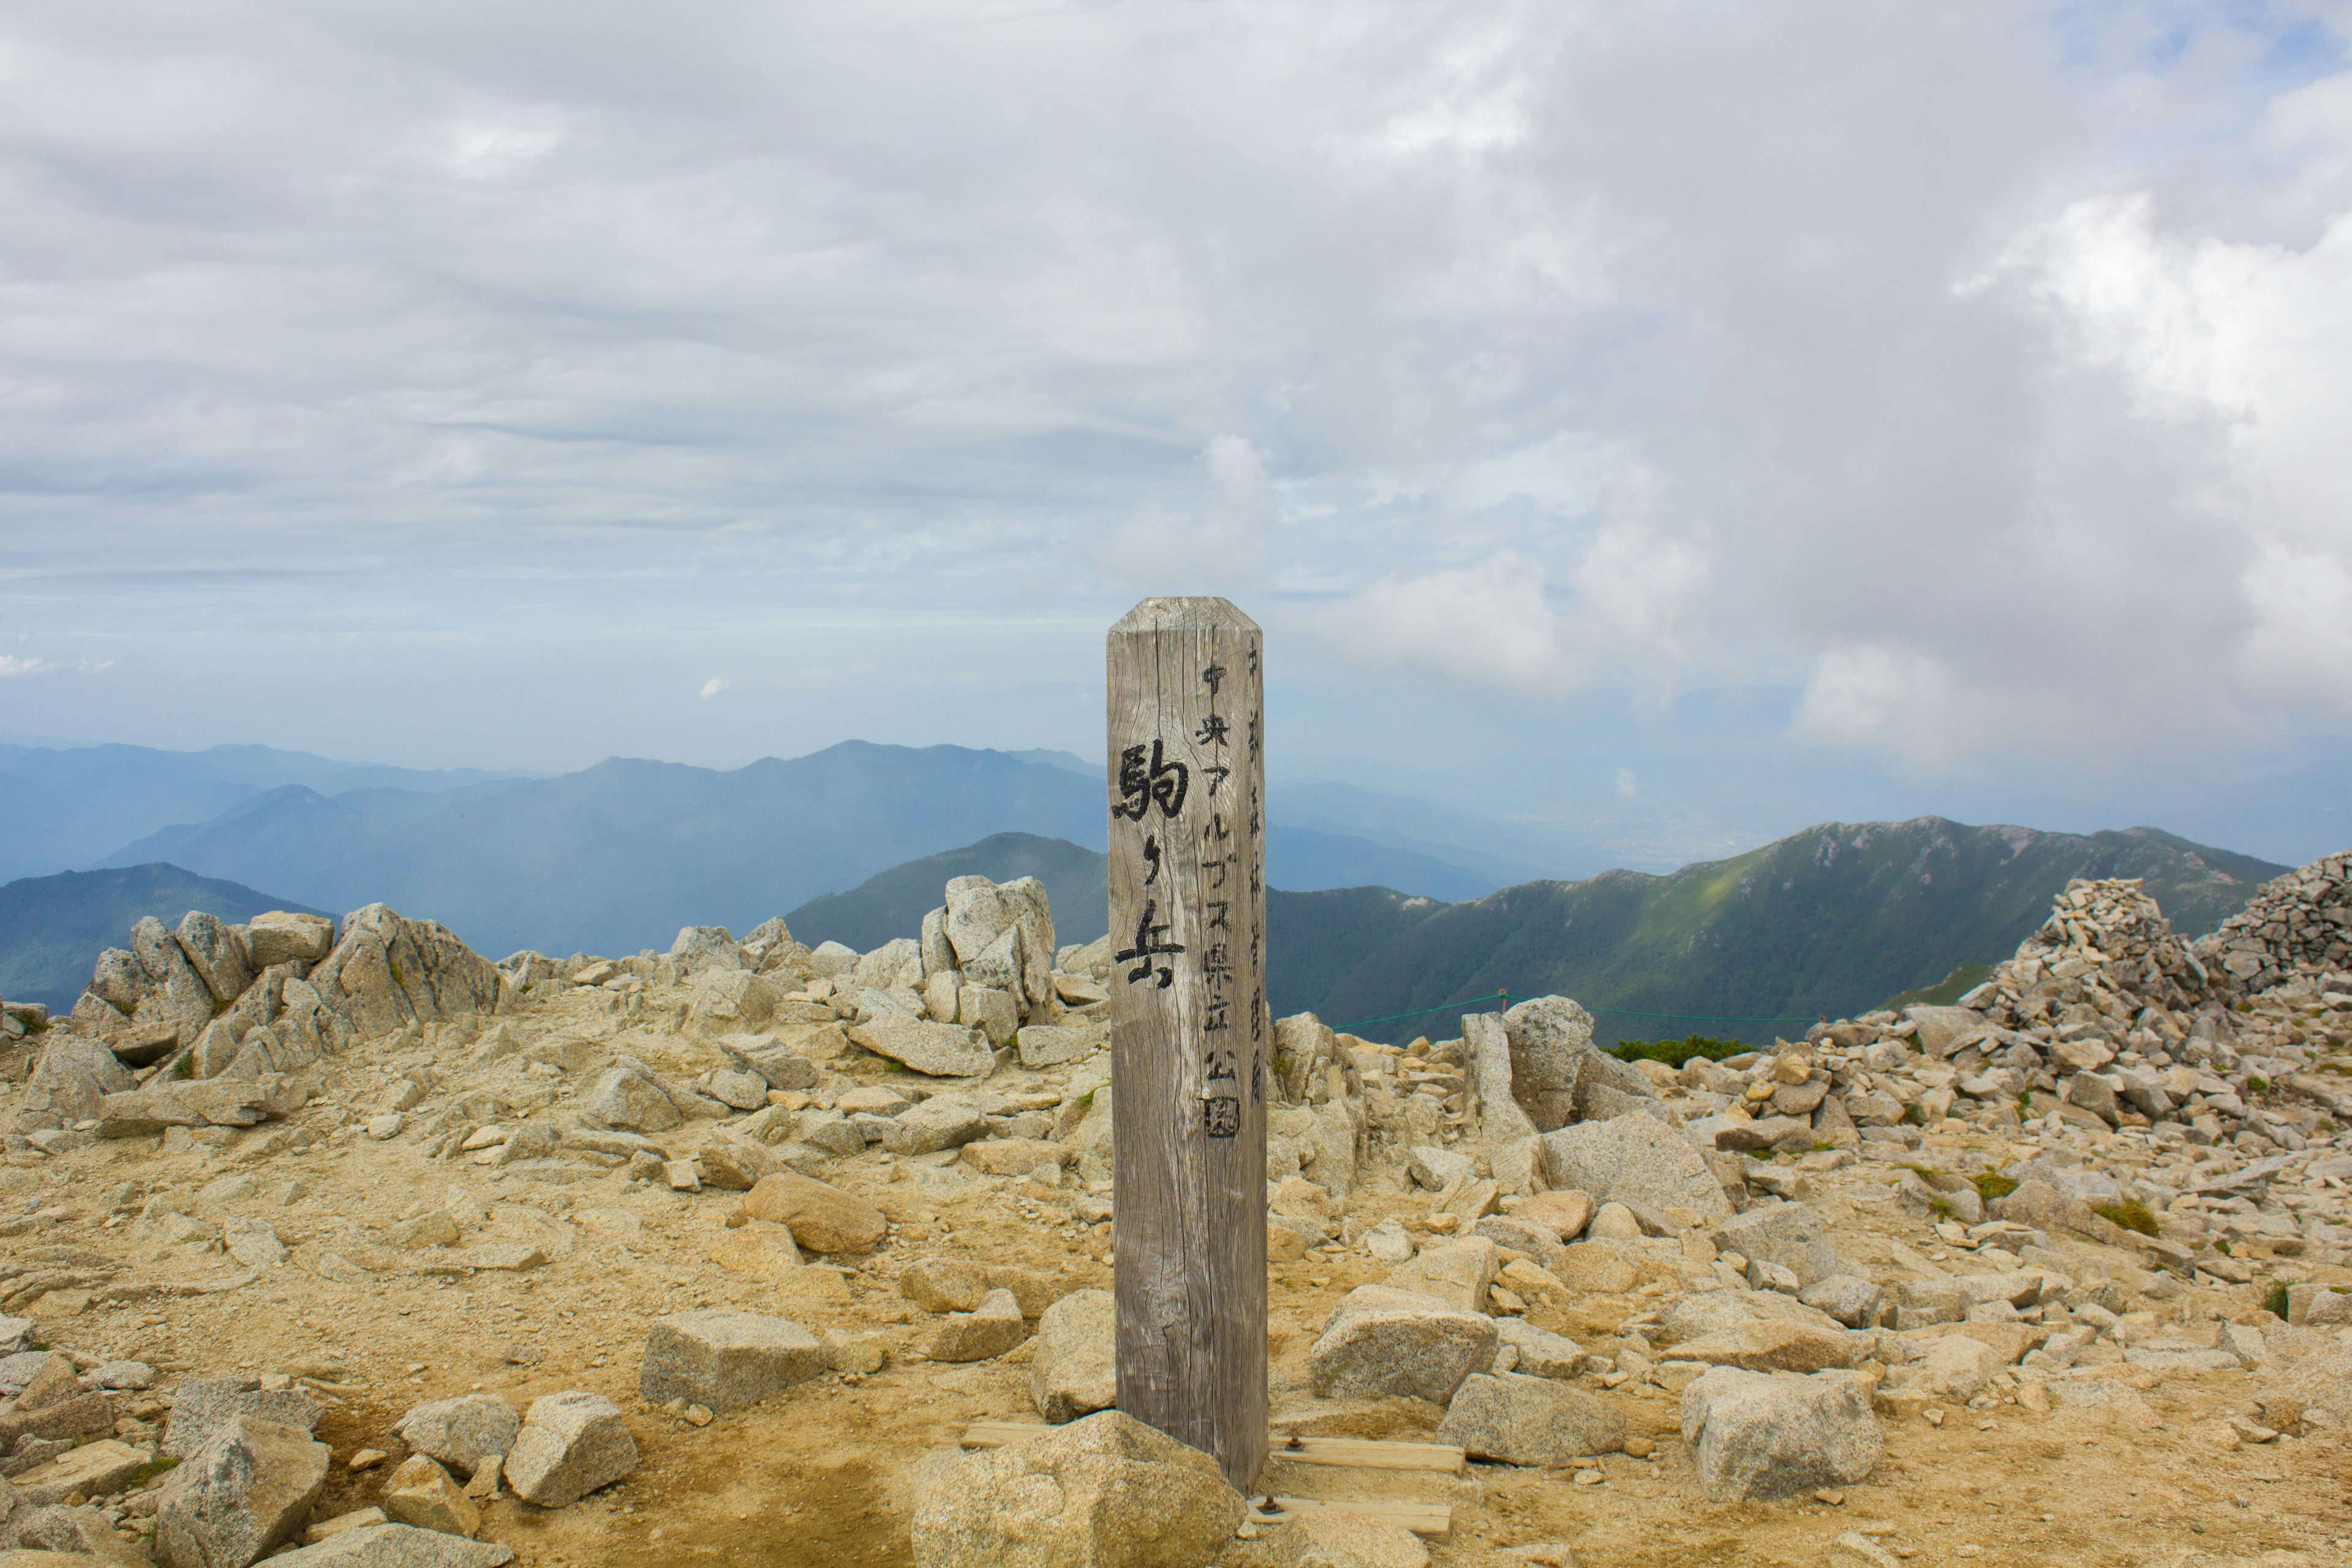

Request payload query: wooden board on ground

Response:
[1246,1496,1453,1537]
[960,1422,1463,1474]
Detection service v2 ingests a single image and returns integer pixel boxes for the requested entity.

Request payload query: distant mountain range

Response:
[1265,819,2288,1047]
[0,741,530,885]
[69,741,1516,958]
[0,864,328,1012]
[786,832,1111,952]
[1,818,2291,1044]
[771,817,2287,1048]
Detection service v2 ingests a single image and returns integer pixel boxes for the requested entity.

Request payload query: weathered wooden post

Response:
[1106,597,1268,1492]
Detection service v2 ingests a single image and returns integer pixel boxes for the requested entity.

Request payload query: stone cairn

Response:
[2199,850,2352,1000]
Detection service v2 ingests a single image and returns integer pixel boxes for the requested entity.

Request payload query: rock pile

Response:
[0,849,2346,1565]
[2199,850,2352,998]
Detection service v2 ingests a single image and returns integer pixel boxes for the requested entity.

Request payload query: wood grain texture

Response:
[1106,596,1268,1493]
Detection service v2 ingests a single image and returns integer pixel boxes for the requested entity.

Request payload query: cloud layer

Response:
[0,1,2348,786]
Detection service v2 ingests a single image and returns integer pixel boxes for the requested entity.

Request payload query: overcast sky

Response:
[3,2,2349,867]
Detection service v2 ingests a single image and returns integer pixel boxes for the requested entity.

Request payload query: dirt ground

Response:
[7,984,2350,1568]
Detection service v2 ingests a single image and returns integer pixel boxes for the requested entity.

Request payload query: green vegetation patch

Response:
[1880,960,1995,1014]
[2261,1280,2291,1319]
[2092,1200,2160,1237]
[1972,1174,2018,1203]
[1609,1035,1752,1067]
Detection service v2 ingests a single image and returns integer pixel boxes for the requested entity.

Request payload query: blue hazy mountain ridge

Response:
[0,741,533,883]
[97,744,1107,959]
[0,864,330,1012]
[786,831,1113,951]
[89,743,1514,959]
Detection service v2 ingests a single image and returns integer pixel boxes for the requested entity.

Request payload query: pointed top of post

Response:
[1109,597,1261,637]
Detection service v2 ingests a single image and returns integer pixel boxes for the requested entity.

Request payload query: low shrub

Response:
[1608,1035,1752,1067]
[2092,1200,2160,1237]
[1972,1174,2018,1203]
[2261,1280,2291,1319]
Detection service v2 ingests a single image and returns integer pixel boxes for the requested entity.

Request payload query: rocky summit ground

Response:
[0,856,2348,1568]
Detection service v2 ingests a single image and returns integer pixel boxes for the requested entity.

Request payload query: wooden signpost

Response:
[1106,597,1268,1493]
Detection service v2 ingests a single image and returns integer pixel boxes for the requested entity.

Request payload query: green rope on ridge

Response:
[1331,989,1821,1034]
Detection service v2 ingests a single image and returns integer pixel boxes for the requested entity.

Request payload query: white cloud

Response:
[1306,550,1557,690]
[0,2,2346,788]
[0,655,108,679]
[698,676,730,699]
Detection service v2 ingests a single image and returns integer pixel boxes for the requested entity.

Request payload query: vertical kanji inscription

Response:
[1106,597,1267,1493]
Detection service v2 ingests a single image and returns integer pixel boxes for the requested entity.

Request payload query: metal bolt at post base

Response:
[1105,596,1269,1493]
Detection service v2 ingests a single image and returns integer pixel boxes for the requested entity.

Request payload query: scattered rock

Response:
[391,1395,518,1481]
[639,1310,826,1410]
[154,1414,331,1568]
[1538,1113,1733,1223]
[1228,1511,1430,1568]
[911,1409,1242,1568]
[1308,1286,1498,1403]
[500,1392,638,1509]
[264,1524,516,1566]
[1678,1368,1883,1501]
[929,1288,1026,1362]
[1437,1371,1627,1465]
[1030,1289,1115,1423]
[739,1172,889,1254]
[381,1456,480,1539]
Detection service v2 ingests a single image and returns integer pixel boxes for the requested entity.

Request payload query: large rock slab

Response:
[584,1067,682,1133]
[1016,1023,1104,1069]
[715,1033,819,1092]
[1667,1321,1856,1374]
[307,905,499,1038]
[1437,1372,1626,1465]
[164,1378,323,1460]
[381,1456,479,1539]
[741,1172,889,1254]
[176,911,255,1008]
[911,1409,1240,1568]
[1499,995,1596,1131]
[1678,1368,1882,1500]
[244,912,334,970]
[929,1289,1027,1363]
[1905,1005,1988,1057]
[639,1310,825,1410]
[1308,1286,1497,1404]
[1381,1238,1497,1313]
[942,876,1055,1015]
[154,1415,330,1568]
[501,1392,637,1509]
[23,1036,137,1126]
[391,1395,517,1481]
[878,1099,990,1156]
[130,915,222,1047]
[1711,1201,1842,1288]
[1227,1513,1428,1568]
[260,1524,516,1566]
[1464,1014,1538,1144]
[1538,1112,1732,1222]
[95,1078,273,1136]
[1030,1289,1115,1424]
[848,1018,994,1077]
